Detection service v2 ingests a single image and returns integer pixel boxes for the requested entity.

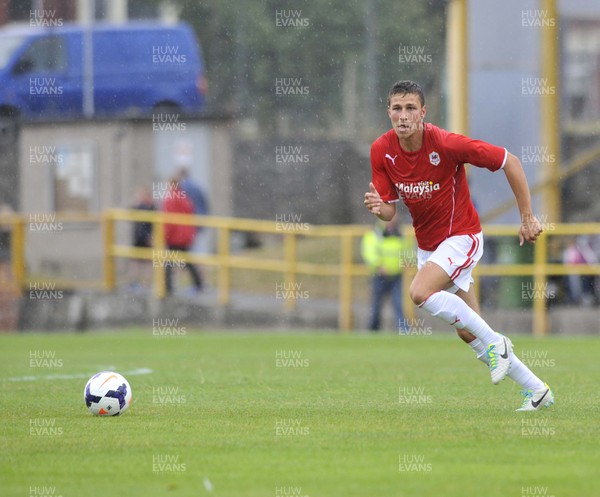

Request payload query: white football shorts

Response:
[417,231,484,293]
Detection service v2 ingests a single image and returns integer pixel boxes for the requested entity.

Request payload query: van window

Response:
[0,34,26,69]
[14,35,67,73]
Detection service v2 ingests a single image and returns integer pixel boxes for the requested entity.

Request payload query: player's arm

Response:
[364,182,396,221]
[444,131,543,245]
[367,143,398,221]
[502,152,543,245]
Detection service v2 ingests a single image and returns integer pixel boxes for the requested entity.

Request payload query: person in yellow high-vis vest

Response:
[361,218,412,331]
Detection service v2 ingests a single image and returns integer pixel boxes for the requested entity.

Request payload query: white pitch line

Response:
[4,367,153,382]
[203,477,214,492]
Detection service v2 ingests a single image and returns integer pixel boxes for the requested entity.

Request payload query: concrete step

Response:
[12,289,600,335]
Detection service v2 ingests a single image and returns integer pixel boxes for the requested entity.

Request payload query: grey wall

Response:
[467,0,600,224]
[19,118,232,282]
[233,139,372,226]
[468,0,540,224]
[0,117,19,211]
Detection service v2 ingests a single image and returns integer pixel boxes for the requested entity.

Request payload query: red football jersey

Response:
[162,189,197,248]
[371,123,507,251]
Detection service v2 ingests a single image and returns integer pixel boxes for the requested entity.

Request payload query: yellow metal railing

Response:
[473,224,600,335]
[105,208,375,331]
[0,214,26,293]
[1,211,600,334]
[16,213,105,291]
[92,211,600,335]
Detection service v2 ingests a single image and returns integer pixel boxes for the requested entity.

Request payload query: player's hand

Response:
[364,182,383,215]
[519,214,543,246]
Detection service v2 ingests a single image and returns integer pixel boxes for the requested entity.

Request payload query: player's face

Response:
[387,93,426,140]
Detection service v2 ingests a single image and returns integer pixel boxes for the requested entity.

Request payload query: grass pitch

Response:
[1,330,599,497]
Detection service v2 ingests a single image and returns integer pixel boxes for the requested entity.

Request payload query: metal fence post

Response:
[533,232,549,336]
[102,211,116,291]
[153,214,166,299]
[217,226,230,305]
[11,216,26,292]
[283,233,297,311]
[339,233,353,332]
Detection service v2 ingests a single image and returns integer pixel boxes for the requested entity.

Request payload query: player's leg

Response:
[409,260,454,304]
[450,287,478,343]
[457,285,554,410]
[410,233,511,384]
[455,286,485,353]
[455,285,480,312]
[410,261,503,349]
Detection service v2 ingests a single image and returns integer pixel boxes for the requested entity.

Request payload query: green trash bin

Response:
[497,236,534,309]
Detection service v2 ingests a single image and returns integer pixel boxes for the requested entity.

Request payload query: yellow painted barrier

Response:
[1,210,600,334]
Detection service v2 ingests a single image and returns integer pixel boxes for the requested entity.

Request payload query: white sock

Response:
[420,291,500,346]
[468,338,545,391]
[468,338,488,363]
[506,354,545,391]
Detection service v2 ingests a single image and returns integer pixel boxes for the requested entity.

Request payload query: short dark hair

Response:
[387,80,425,107]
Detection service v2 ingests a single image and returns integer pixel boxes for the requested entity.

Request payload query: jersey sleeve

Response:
[370,140,399,202]
[442,131,507,172]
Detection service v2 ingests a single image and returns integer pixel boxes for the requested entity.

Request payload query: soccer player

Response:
[364,80,554,411]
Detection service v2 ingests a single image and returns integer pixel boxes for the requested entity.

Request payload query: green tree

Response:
[173,0,447,139]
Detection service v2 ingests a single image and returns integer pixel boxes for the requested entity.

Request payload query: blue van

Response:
[0,22,207,120]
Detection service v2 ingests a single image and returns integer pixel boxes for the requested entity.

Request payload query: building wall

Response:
[19,117,232,282]
[468,0,541,224]
[232,138,371,226]
[0,0,76,26]
[467,0,600,224]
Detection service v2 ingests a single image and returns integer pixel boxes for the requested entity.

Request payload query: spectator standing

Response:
[162,179,203,295]
[361,218,411,331]
[177,167,209,217]
[129,187,155,290]
[563,236,598,305]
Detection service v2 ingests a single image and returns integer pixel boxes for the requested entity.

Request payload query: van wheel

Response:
[153,102,180,117]
[0,111,19,146]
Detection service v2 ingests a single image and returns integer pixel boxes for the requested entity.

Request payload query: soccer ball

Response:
[84,371,132,416]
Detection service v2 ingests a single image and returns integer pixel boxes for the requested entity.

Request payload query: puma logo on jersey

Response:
[385,154,397,165]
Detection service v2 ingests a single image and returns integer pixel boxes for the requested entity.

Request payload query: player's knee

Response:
[409,283,430,306]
